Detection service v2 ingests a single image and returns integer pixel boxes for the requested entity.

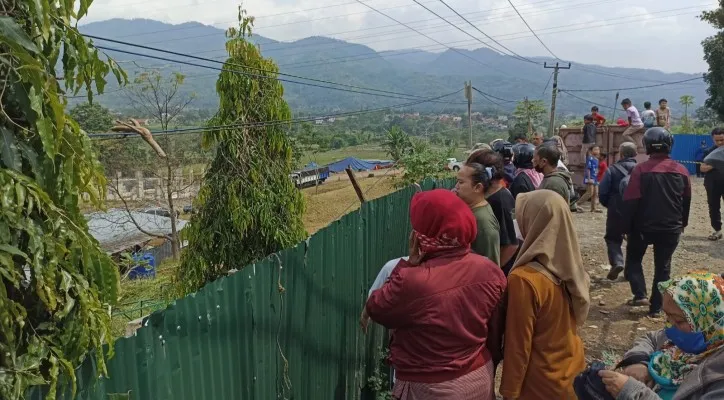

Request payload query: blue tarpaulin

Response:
[326,157,393,173]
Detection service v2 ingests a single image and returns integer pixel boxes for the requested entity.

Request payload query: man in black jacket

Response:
[700,128,724,241]
[621,128,691,316]
[599,142,638,281]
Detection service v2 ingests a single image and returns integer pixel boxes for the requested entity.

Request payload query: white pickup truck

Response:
[445,158,463,171]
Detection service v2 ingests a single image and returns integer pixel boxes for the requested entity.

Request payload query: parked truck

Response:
[558,125,647,189]
[290,165,330,188]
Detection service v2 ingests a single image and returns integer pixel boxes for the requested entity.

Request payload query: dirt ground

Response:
[576,177,724,364]
[302,169,400,234]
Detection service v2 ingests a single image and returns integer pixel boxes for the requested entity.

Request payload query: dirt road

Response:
[576,177,724,363]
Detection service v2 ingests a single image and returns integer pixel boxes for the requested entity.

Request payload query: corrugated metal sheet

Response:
[86,209,188,254]
[671,134,714,175]
[27,179,453,400]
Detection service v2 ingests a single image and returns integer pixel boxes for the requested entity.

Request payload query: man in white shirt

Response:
[621,98,644,144]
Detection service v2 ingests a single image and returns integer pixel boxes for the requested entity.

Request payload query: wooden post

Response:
[346,168,366,204]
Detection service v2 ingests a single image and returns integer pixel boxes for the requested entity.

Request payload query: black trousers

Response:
[696,163,702,178]
[604,216,626,269]
[625,231,680,313]
[707,182,724,232]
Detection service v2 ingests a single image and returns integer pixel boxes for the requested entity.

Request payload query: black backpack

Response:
[611,164,631,196]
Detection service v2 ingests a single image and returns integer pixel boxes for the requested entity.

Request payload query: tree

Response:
[694,105,720,130]
[383,126,411,162]
[513,98,547,136]
[701,5,724,121]
[679,95,695,132]
[69,102,114,133]
[119,70,198,261]
[398,141,450,187]
[176,9,306,294]
[0,2,124,397]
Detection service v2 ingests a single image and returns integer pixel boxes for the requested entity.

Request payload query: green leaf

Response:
[0,17,39,55]
[0,127,21,171]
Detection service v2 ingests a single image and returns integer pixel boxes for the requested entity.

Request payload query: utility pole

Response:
[524,97,532,136]
[465,81,473,149]
[544,62,571,136]
[610,92,620,124]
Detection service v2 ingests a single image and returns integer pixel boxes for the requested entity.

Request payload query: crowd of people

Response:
[359,119,724,399]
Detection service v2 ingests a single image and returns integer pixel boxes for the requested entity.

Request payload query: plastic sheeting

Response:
[326,157,393,173]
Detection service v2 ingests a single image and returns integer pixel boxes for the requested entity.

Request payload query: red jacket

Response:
[366,249,507,383]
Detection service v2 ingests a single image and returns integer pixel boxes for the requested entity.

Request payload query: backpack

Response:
[611,164,631,196]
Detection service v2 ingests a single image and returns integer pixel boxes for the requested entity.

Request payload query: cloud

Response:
[84,0,717,73]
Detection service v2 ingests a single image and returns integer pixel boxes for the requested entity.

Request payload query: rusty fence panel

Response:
[27,179,453,400]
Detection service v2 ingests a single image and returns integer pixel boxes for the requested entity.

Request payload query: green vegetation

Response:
[702,5,724,122]
[177,10,306,295]
[0,2,125,398]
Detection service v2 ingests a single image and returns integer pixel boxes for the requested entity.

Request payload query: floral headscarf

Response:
[650,271,724,385]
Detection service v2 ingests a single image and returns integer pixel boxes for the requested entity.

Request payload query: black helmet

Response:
[512,143,536,168]
[643,127,673,155]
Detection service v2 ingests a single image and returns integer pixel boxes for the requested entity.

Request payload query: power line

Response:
[540,71,554,98]
[353,0,533,81]
[505,0,562,61]
[562,76,704,92]
[471,87,518,103]
[410,0,533,63]
[94,45,468,103]
[86,34,463,102]
[87,89,463,138]
[113,0,575,40]
[434,0,539,64]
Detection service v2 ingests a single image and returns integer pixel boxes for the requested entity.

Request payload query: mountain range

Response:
[77,18,708,117]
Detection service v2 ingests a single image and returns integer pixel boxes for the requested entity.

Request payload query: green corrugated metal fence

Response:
[27,179,453,400]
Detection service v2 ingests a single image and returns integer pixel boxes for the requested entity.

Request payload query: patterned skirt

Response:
[392,360,495,400]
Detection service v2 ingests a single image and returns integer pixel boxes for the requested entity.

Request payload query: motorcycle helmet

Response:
[643,127,673,155]
[512,143,536,168]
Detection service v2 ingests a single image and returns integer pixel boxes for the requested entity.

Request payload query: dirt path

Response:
[576,177,724,363]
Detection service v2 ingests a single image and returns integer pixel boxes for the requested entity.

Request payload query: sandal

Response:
[626,298,651,307]
[708,231,723,241]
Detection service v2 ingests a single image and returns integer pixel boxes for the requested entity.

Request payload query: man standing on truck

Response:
[655,98,671,130]
[700,128,724,241]
[580,114,597,166]
[621,127,691,317]
[591,106,606,126]
[621,98,644,144]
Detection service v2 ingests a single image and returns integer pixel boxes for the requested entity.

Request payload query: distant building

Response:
[315,118,324,124]
[498,115,509,122]
[452,116,462,122]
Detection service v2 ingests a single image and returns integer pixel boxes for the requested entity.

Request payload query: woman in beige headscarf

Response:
[551,135,569,166]
[500,190,590,400]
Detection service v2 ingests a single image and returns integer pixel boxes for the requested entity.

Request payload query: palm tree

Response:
[680,95,695,131]
[383,126,411,162]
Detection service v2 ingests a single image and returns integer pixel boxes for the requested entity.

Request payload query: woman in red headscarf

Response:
[365,189,507,400]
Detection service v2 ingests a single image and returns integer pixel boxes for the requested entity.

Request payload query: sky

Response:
[83,0,718,73]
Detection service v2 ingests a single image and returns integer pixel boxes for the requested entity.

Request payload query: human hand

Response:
[408,232,425,266]
[599,370,630,397]
[360,309,370,334]
[622,364,653,387]
[700,163,713,173]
